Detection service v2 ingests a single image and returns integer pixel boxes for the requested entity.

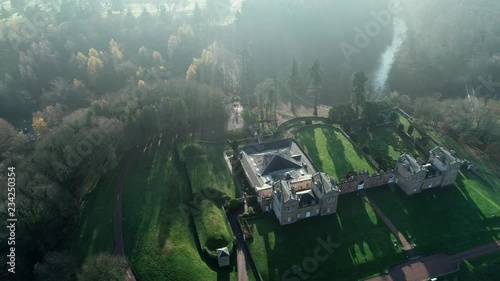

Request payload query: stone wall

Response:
[338,172,393,194]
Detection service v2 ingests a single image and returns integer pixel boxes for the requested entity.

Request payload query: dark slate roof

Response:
[262,155,302,175]
[238,139,318,190]
[312,172,338,196]
[217,247,230,257]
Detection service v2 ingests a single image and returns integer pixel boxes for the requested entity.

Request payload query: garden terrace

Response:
[294,125,375,181]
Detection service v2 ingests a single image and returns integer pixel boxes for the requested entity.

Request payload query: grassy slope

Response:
[248,192,404,281]
[295,126,375,180]
[62,171,117,264]
[366,171,500,254]
[122,140,237,280]
[182,143,235,253]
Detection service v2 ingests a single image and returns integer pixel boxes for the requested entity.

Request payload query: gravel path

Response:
[362,193,414,251]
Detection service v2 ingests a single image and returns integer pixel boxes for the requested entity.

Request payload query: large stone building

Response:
[238,139,340,225]
[396,147,461,195]
[238,138,462,225]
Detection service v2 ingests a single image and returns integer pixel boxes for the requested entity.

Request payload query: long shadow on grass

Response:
[295,127,323,171]
[176,144,238,280]
[250,192,404,281]
[365,172,500,255]
[123,140,237,280]
[323,127,355,179]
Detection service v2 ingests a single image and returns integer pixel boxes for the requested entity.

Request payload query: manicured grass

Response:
[247,192,405,281]
[354,126,424,170]
[62,171,117,264]
[295,125,375,180]
[182,142,236,253]
[122,139,238,280]
[443,252,500,281]
[398,114,421,138]
[366,171,500,254]
[183,143,237,199]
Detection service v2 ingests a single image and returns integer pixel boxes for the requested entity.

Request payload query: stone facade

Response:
[272,172,340,225]
[238,138,462,225]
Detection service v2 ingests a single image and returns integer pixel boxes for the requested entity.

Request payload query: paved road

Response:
[227,209,251,281]
[366,240,500,281]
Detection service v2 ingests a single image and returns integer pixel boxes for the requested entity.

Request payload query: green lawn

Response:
[181,142,236,254]
[122,140,238,280]
[354,126,424,170]
[366,171,500,254]
[61,172,117,264]
[248,192,405,281]
[295,125,375,180]
[398,114,421,138]
[442,252,500,281]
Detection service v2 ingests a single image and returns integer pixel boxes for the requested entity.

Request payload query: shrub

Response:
[376,114,385,124]
[398,123,404,132]
[350,132,358,142]
[228,198,242,210]
[342,122,352,132]
[407,125,414,136]
[421,136,430,146]
[305,119,313,126]
[362,145,370,154]
[389,112,398,122]
[231,140,238,151]
[182,143,204,158]
[361,122,369,131]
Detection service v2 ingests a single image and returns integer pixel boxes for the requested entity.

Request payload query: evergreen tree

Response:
[287,59,300,114]
[308,59,322,116]
[351,71,368,116]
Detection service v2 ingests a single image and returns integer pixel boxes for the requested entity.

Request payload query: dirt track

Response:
[112,148,140,281]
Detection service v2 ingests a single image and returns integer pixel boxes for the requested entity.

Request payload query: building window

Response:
[316,209,320,214]
[306,183,310,189]
[297,213,301,219]
[327,208,331,213]
[287,217,291,223]
[326,197,333,203]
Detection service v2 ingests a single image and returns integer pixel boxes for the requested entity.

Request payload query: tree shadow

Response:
[295,126,323,170]
[248,192,405,281]
[323,127,355,179]
[365,175,500,255]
